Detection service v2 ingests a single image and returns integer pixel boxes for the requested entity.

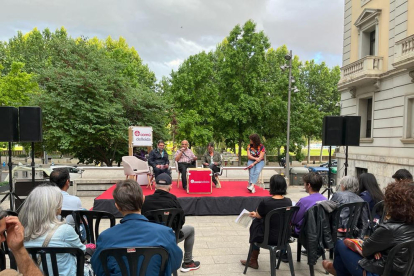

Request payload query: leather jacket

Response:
[359,220,414,275]
[299,204,334,265]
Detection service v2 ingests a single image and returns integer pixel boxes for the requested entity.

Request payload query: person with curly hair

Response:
[322,181,414,276]
[246,134,266,193]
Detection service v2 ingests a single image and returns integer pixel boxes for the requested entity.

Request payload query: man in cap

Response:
[142,173,200,273]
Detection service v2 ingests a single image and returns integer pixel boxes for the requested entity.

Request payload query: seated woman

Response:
[358,173,384,213]
[240,175,292,269]
[323,181,414,276]
[331,176,369,237]
[18,184,90,276]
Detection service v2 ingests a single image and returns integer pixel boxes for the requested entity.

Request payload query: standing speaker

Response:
[322,116,344,146]
[19,107,43,142]
[343,116,361,146]
[0,107,19,142]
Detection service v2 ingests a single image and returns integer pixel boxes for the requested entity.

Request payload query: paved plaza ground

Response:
[0,168,331,276]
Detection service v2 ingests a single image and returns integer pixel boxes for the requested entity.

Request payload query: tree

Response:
[298,61,341,162]
[215,20,270,164]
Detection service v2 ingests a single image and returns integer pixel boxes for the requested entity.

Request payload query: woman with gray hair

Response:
[331,176,369,237]
[19,184,90,276]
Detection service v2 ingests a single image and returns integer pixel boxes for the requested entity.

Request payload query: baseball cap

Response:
[156,173,172,185]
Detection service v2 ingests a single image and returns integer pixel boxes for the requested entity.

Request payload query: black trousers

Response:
[152,167,171,178]
[178,162,193,189]
[204,164,220,185]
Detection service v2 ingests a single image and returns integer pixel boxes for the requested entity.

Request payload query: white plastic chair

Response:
[175,160,181,188]
[122,156,152,189]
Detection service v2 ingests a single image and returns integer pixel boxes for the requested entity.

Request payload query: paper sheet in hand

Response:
[235,209,253,228]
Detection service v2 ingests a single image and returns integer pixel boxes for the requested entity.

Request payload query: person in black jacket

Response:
[323,181,414,276]
[148,140,170,178]
[141,173,200,273]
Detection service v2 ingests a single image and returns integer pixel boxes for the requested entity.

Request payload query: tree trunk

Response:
[307,136,311,164]
[319,144,323,163]
[238,139,242,166]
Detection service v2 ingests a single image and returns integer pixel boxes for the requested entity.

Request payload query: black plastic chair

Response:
[295,205,331,276]
[99,247,169,276]
[0,247,6,271]
[26,247,85,276]
[368,200,386,235]
[243,206,299,276]
[383,240,414,276]
[67,210,116,244]
[329,201,366,258]
[144,208,184,242]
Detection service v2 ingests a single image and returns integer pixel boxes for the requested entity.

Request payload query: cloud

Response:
[0,0,344,79]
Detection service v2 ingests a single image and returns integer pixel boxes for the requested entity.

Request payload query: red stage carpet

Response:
[93,181,270,217]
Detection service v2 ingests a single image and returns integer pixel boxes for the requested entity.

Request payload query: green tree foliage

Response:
[0,62,39,106]
[2,28,167,166]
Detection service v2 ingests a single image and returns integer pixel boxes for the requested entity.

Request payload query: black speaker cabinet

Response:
[0,107,19,142]
[343,116,361,146]
[19,107,43,142]
[322,116,344,146]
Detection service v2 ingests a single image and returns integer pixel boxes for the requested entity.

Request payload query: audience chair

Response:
[329,201,366,259]
[296,204,333,276]
[368,200,386,236]
[382,240,414,276]
[26,247,84,276]
[143,208,184,242]
[0,247,6,271]
[69,210,116,244]
[244,206,299,276]
[99,247,169,276]
[122,156,152,189]
[174,161,181,188]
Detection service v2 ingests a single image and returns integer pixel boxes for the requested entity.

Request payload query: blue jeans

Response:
[333,240,378,276]
[247,160,265,186]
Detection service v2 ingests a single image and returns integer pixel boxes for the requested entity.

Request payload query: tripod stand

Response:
[0,142,23,211]
[321,146,335,198]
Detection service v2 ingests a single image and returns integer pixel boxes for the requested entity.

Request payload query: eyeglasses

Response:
[181,143,188,145]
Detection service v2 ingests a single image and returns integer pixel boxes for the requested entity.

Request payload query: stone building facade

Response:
[337,0,414,187]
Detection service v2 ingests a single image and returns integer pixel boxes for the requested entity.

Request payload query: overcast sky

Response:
[0,0,344,80]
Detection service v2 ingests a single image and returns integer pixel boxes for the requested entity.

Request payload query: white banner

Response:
[131,126,153,146]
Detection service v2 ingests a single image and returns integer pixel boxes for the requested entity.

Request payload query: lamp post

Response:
[285,50,293,177]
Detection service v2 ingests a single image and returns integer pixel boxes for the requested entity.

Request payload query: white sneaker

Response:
[251,185,256,193]
[247,184,253,192]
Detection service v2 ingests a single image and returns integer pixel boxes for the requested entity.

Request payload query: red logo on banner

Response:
[134,131,140,136]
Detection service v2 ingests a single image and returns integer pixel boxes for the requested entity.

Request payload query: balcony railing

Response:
[393,35,414,70]
[339,56,383,88]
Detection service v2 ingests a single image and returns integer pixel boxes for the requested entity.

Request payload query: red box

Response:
[187,168,212,194]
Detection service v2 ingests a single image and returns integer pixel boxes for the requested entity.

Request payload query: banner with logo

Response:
[131,126,153,147]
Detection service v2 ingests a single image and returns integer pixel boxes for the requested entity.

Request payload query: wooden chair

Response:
[122,156,152,189]
[175,161,181,188]
[244,206,299,276]
[99,247,169,276]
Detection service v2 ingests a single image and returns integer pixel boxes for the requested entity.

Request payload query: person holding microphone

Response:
[175,140,197,190]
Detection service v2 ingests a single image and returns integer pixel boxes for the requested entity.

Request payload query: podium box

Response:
[187,168,212,194]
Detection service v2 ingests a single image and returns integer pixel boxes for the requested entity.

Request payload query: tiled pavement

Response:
[1,178,331,275]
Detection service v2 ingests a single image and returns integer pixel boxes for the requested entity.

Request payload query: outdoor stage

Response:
[92,181,270,217]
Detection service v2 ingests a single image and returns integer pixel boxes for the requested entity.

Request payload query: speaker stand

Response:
[0,142,23,211]
[344,146,348,176]
[31,142,35,185]
[321,146,334,198]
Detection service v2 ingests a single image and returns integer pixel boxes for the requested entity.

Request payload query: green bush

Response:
[0,181,8,187]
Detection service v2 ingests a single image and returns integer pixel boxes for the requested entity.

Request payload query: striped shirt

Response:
[175,148,196,163]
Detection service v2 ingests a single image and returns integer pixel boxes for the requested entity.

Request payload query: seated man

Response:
[291,172,327,235]
[91,179,182,276]
[174,140,197,190]
[148,139,170,178]
[142,173,200,273]
[0,209,43,276]
[202,142,222,187]
[50,168,86,241]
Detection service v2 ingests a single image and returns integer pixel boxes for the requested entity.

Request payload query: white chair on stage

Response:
[122,156,153,189]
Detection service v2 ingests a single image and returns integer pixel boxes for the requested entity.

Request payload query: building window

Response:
[356,167,368,178]
[359,97,373,138]
[405,98,414,138]
[369,31,376,55]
